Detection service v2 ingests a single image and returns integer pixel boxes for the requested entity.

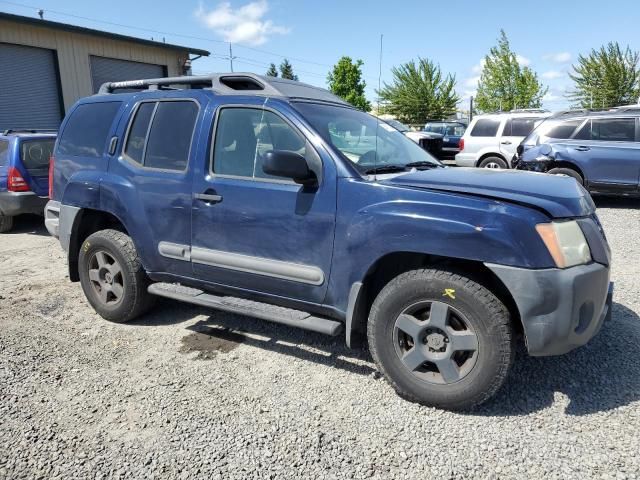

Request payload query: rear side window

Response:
[543,119,582,139]
[0,140,8,166]
[21,139,55,169]
[470,119,500,137]
[504,118,538,137]
[574,118,636,142]
[424,123,442,134]
[443,124,465,136]
[123,101,199,171]
[58,102,120,157]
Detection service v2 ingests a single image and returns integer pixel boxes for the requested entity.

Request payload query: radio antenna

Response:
[373,33,383,181]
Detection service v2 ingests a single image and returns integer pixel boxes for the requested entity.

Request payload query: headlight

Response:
[536,221,591,268]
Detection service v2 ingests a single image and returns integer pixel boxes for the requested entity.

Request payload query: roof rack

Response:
[510,108,550,114]
[97,72,350,106]
[610,104,640,112]
[2,129,58,135]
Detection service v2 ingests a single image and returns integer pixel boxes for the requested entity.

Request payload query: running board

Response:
[148,283,343,336]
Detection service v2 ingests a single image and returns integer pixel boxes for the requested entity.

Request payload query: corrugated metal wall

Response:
[0,18,186,116]
[0,43,63,130]
[89,56,166,93]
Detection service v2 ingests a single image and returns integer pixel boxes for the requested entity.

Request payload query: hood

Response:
[383,167,595,218]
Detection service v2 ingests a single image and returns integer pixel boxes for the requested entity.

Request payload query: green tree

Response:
[266,63,278,77]
[475,30,547,112]
[377,58,459,124]
[279,59,298,81]
[327,56,371,111]
[569,42,640,108]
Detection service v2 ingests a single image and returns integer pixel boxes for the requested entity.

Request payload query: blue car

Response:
[0,130,56,232]
[423,121,467,159]
[515,109,640,194]
[45,73,612,410]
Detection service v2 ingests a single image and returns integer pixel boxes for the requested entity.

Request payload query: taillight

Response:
[7,167,30,192]
[459,138,465,151]
[48,154,55,199]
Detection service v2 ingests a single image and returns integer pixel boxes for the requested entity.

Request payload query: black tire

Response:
[368,268,513,410]
[0,215,14,233]
[547,167,584,185]
[78,229,155,323]
[478,156,508,169]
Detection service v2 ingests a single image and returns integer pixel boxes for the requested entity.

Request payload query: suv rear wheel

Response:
[368,268,513,410]
[0,215,14,233]
[479,156,508,169]
[78,229,155,322]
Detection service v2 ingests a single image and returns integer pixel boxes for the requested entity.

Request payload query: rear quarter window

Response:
[21,139,55,169]
[57,102,121,158]
[0,140,8,166]
[504,118,538,137]
[470,119,500,137]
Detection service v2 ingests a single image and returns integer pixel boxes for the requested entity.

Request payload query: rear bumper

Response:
[44,199,60,238]
[0,191,48,217]
[454,152,476,167]
[486,262,612,356]
[44,200,79,252]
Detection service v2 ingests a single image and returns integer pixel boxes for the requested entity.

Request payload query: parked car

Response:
[0,129,56,232]
[384,119,443,158]
[514,109,640,195]
[424,121,467,159]
[45,74,612,410]
[455,110,551,169]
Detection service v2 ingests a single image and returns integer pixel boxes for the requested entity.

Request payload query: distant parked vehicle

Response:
[424,121,467,159]
[455,110,551,169]
[0,129,56,232]
[515,108,640,195]
[384,119,444,158]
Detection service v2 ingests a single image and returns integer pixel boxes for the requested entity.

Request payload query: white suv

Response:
[455,110,551,168]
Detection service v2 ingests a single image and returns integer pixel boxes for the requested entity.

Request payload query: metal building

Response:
[0,12,209,130]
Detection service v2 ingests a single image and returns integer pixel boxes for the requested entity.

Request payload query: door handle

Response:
[500,141,512,145]
[575,146,590,152]
[194,192,223,204]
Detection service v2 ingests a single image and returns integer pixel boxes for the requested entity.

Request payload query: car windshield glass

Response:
[384,119,409,132]
[21,139,55,170]
[293,102,441,174]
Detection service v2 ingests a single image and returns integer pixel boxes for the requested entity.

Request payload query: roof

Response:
[0,12,210,57]
[97,72,351,106]
[550,107,640,120]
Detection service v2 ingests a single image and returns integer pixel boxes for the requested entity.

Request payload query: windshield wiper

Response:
[404,161,444,169]
[363,164,409,175]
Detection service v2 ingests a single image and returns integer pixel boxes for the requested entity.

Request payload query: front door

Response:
[499,117,539,164]
[191,102,337,305]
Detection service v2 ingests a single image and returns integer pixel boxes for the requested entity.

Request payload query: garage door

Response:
[90,56,167,93]
[0,43,63,131]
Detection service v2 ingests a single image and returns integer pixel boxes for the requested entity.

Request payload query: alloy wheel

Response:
[87,250,124,305]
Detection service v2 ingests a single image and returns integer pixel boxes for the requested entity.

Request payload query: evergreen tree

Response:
[266,63,278,77]
[280,59,298,81]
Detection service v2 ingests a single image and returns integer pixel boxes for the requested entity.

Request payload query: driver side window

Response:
[212,107,307,180]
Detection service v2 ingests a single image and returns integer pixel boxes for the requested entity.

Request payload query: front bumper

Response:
[0,191,48,217]
[486,262,612,356]
[514,159,552,173]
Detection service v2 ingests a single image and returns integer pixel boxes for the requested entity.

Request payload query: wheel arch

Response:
[475,152,507,168]
[346,251,523,347]
[549,161,585,181]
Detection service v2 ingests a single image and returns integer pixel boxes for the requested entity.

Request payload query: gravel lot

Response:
[1,197,639,479]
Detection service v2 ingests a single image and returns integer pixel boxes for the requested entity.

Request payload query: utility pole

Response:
[228,43,235,72]
[469,96,474,122]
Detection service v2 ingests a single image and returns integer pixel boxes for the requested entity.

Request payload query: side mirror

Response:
[262,150,316,185]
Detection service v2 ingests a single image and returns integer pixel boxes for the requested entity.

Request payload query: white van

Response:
[455,110,551,168]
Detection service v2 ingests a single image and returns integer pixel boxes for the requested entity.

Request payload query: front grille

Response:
[420,138,443,155]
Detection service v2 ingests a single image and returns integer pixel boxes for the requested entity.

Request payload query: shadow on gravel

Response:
[183,313,376,376]
[593,196,639,209]
[127,299,208,326]
[475,302,640,416]
[9,214,49,236]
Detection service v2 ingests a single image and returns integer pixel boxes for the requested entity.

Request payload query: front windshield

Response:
[293,102,442,175]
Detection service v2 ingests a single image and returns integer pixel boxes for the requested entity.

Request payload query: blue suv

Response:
[0,130,56,232]
[45,74,612,410]
[515,109,640,194]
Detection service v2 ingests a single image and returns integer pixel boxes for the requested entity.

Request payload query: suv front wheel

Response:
[368,268,513,410]
[78,229,155,322]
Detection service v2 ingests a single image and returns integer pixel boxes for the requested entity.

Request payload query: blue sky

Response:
[2,0,639,110]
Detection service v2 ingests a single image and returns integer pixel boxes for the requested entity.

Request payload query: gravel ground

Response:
[1,197,639,479]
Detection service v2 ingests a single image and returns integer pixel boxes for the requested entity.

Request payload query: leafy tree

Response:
[279,59,298,81]
[475,30,547,112]
[327,57,371,111]
[569,42,640,108]
[377,58,459,124]
[266,63,278,77]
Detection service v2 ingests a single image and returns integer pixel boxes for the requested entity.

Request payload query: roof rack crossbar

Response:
[2,129,58,135]
[98,75,215,94]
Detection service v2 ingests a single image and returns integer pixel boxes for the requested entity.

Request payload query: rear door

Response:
[16,137,55,196]
[569,117,640,191]
[467,118,501,158]
[499,117,539,163]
